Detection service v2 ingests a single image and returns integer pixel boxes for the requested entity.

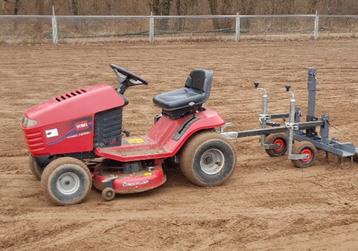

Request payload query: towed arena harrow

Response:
[221,68,358,168]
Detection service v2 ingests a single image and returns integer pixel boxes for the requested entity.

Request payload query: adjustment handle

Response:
[285,85,291,92]
[254,82,260,89]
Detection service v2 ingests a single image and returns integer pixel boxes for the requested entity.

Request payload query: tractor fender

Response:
[150,108,225,157]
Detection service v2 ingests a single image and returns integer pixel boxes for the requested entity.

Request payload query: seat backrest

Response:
[185,69,213,97]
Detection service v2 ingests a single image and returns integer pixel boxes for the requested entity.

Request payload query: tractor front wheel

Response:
[264,133,288,157]
[29,156,43,180]
[179,132,236,187]
[41,157,92,206]
[291,141,317,168]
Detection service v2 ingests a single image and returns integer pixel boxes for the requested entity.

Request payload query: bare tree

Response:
[34,0,44,41]
[14,0,19,14]
[208,0,220,29]
[149,0,172,32]
[70,0,80,15]
[149,0,160,15]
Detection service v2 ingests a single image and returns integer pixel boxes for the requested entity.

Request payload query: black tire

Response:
[102,187,116,201]
[291,141,317,168]
[29,156,43,180]
[264,133,288,157]
[179,132,236,187]
[354,154,358,162]
[41,157,92,206]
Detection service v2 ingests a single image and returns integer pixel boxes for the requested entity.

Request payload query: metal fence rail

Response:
[0,13,357,44]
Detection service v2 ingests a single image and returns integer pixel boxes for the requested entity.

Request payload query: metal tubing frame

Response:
[294,133,356,157]
[259,89,269,146]
[221,121,323,139]
[270,113,289,119]
[307,68,317,122]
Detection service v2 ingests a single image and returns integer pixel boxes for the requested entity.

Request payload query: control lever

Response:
[122,130,130,137]
[254,81,267,96]
[285,85,291,92]
[189,102,196,119]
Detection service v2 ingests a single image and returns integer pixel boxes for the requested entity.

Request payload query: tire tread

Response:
[179,131,236,186]
[40,157,92,205]
[291,141,317,168]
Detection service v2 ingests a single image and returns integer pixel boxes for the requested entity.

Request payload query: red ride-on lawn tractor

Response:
[21,65,236,205]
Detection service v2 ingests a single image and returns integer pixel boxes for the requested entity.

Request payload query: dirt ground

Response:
[0,39,358,250]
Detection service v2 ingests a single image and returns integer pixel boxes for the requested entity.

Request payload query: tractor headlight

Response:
[22,116,38,128]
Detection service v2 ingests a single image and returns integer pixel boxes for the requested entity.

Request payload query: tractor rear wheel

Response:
[291,141,317,168]
[179,132,236,187]
[29,156,43,180]
[264,133,288,157]
[41,157,92,206]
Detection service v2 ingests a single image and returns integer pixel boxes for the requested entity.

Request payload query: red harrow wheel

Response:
[264,133,288,157]
[291,141,317,168]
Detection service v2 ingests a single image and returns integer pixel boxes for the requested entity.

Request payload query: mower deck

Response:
[93,163,166,194]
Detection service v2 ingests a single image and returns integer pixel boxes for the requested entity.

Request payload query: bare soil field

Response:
[0,39,358,250]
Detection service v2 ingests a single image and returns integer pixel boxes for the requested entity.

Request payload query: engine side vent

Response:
[55,89,87,102]
[24,130,45,153]
[94,107,122,148]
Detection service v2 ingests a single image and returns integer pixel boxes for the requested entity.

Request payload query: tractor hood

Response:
[23,84,126,128]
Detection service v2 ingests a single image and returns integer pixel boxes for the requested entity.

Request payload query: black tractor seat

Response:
[153,69,213,119]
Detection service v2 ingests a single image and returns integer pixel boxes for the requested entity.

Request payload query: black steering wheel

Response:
[110,64,148,94]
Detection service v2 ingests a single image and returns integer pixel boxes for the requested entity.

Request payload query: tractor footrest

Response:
[107,147,166,157]
[95,144,167,162]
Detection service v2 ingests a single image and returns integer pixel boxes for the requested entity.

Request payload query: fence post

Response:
[314,10,319,40]
[51,5,58,44]
[149,12,154,43]
[235,12,240,41]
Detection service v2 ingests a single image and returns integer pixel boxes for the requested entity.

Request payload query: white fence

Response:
[0,13,357,44]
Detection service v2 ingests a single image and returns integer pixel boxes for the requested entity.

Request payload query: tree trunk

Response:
[34,0,44,41]
[208,0,220,30]
[149,0,160,15]
[14,0,20,31]
[14,0,19,14]
[159,0,172,31]
[71,0,80,15]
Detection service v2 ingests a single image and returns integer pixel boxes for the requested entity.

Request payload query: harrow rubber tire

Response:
[264,133,288,157]
[41,157,92,206]
[29,156,43,181]
[291,141,317,168]
[102,187,116,201]
[179,132,236,187]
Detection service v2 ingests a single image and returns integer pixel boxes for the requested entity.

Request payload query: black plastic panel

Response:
[94,107,122,148]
